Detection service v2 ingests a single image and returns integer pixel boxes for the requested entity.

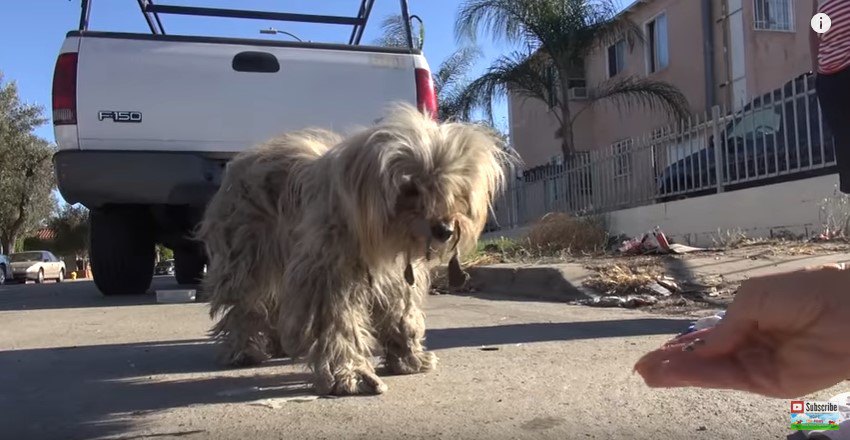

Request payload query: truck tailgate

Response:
[75,33,421,153]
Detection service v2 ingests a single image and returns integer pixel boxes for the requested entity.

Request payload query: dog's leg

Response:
[277,259,386,396]
[310,306,387,396]
[376,268,438,375]
[205,253,281,367]
[211,305,274,367]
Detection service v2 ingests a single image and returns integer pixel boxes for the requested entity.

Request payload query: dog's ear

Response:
[447,253,469,288]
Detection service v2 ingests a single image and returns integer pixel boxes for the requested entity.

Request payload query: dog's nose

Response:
[430,222,454,243]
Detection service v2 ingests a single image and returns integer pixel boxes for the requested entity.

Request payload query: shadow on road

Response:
[0,276,187,312]
[425,318,688,350]
[0,338,308,440]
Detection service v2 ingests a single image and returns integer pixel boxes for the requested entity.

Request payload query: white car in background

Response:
[9,251,66,284]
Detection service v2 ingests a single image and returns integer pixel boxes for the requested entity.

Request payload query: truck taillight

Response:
[52,53,78,125]
[415,68,438,120]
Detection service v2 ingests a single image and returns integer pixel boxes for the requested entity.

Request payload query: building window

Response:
[646,13,669,73]
[754,0,794,31]
[612,139,633,177]
[607,39,626,77]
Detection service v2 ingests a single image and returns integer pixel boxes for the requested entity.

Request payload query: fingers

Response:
[663,328,712,348]
[635,320,758,392]
[634,342,756,392]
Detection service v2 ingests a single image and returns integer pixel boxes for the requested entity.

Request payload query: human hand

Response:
[634,264,850,398]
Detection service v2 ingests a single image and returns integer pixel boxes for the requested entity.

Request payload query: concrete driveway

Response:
[0,278,845,439]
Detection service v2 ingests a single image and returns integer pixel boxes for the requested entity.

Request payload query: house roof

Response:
[33,228,56,241]
[619,0,652,17]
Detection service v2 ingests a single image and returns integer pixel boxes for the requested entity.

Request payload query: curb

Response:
[462,263,596,302]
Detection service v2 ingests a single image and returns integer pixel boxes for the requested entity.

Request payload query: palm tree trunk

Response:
[558,69,576,160]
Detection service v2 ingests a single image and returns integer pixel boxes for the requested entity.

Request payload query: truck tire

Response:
[174,246,206,286]
[90,206,156,296]
[0,264,5,285]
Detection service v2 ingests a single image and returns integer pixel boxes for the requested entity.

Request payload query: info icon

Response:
[791,401,805,414]
[812,13,832,34]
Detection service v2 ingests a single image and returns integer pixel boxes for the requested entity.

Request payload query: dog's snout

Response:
[430,222,454,243]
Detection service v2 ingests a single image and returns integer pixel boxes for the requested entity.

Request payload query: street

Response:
[1,278,845,440]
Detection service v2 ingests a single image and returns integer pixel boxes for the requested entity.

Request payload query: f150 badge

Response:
[98,111,142,123]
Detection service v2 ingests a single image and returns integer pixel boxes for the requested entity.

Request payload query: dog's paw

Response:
[315,368,388,396]
[386,350,438,375]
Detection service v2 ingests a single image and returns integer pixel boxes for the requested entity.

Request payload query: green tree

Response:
[156,244,174,262]
[0,73,58,254]
[48,204,89,258]
[455,0,691,158]
[374,15,482,121]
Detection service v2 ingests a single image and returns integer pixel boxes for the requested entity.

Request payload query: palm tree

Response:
[455,0,691,159]
[374,14,426,50]
[374,15,481,121]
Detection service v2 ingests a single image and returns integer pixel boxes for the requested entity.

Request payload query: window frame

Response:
[612,139,634,178]
[607,38,627,78]
[753,0,795,32]
[644,11,669,74]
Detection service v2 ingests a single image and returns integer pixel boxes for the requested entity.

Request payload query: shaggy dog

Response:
[198,104,511,395]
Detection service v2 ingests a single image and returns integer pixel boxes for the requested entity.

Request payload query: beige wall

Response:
[509,0,818,171]
[742,0,816,101]
[583,0,710,151]
[508,96,595,169]
[509,0,710,169]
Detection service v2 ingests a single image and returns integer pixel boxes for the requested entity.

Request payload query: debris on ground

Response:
[582,263,664,297]
[248,396,320,408]
[579,261,735,310]
[656,276,680,294]
[617,226,710,255]
[578,294,659,308]
[156,289,196,304]
[678,311,726,336]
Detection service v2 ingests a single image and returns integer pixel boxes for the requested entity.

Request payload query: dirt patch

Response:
[574,240,850,316]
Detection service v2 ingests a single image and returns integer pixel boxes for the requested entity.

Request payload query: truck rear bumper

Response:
[53,150,228,208]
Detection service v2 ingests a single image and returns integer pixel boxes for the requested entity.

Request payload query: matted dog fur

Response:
[198,104,512,395]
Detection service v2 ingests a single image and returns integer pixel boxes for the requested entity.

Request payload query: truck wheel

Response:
[174,246,206,286]
[0,264,5,285]
[90,206,156,296]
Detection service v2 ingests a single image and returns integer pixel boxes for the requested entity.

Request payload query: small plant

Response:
[711,228,751,249]
[525,212,609,256]
[818,185,850,239]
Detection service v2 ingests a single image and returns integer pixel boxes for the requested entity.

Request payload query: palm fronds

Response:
[373,14,424,49]
[458,50,560,123]
[582,75,691,123]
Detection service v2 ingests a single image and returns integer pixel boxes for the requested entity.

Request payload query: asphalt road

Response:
[1,277,845,440]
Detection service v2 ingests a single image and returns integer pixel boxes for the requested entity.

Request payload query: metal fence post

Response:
[711,105,724,193]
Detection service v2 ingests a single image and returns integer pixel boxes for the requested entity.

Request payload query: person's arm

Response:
[810,0,820,73]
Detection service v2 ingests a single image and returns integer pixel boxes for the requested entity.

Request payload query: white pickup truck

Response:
[52,0,436,296]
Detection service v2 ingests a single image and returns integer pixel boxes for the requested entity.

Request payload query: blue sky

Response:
[1,0,521,144]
